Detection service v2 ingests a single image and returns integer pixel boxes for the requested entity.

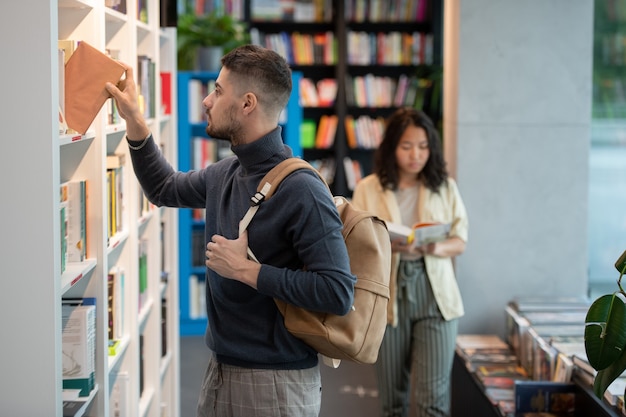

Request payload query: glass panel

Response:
[589,0,626,291]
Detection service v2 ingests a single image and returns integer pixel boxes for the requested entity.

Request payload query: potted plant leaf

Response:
[584,249,626,398]
[177,3,250,71]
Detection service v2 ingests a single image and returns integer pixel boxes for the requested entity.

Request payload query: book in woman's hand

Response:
[386,222,451,247]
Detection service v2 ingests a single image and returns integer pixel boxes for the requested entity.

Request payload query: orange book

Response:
[345,116,357,149]
[314,115,329,149]
[64,41,125,134]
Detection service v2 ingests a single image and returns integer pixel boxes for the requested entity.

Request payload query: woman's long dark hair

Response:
[373,107,447,192]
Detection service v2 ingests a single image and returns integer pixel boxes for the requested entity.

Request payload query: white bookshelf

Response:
[0,1,178,416]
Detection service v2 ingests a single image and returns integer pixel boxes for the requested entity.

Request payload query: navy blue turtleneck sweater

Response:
[129,127,356,369]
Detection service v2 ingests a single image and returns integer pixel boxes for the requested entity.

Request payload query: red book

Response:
[160,72,172,115]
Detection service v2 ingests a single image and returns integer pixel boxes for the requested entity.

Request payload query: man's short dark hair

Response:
[221,45,292,114]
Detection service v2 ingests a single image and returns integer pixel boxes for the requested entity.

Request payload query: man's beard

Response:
[205,105,244,146]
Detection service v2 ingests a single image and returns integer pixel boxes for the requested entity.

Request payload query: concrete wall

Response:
[443,0,594,336]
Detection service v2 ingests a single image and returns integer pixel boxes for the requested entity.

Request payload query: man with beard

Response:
[106,44,356,417]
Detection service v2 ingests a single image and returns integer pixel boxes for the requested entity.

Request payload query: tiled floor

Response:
[179,336,380,417]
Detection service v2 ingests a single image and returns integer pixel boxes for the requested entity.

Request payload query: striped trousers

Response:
[376,258,458,417]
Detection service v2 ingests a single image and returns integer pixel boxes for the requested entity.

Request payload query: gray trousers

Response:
[376,258,458,417]
[197,354,322,417]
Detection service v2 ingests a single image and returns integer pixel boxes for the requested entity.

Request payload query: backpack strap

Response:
[240,158,327,262]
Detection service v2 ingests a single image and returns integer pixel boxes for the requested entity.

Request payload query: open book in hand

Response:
[386,221,451,247]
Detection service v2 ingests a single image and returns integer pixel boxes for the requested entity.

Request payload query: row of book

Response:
[60,153,154,275]
[67,249,163,411]
[250,0,332,23]
[345,0,430,22]
[253,31,433,68]
[455,295,626,416]
[456,333,578,416]
[345,115,385,149]
[251,0,430,24]
[505,296,626,415]
[251,29,338,66]
[189,274,208,319]
[60,179,88,274]
[301,115,339,149]
[300,78,337,108]
[188,79,213,123]
[343,157,364,191]
[106,154,125,244]
[347,31,433,66]
[191,136,233,170]
[301,114,384,151]
[346,73,433,110]
[302,72,433,110]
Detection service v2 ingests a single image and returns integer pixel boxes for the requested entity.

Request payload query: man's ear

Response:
[242,92,257,115]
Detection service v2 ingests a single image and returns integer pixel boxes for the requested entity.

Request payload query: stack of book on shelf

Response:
[107,266,125,355]
[502,296,626,415]
[62,297,96,412]
[106,153,125,243]
[456,334,528,416]
[505,296,590,381]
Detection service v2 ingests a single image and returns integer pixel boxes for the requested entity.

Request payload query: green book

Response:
[301,119,317,148]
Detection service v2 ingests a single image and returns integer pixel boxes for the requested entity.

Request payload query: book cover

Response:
[108,339,121,356]
[480,376,517,389]
[485,387,514,405]
[505,305,531,360]
[387,221,451,247]
[456,334,517,368]
[475,364,528,379]
[300,119,317,149]
[61,303,96,396]
[514,381,576,415]
[139,239,149,309]
[64,41,125,134]
[460,347,518,367]
[160,71,172,115]
[61,180,87,263]
[107,267,125,343]
[552,352,574,383]
[532,333,558,381]
[60,202,67,273]
[456,334,510,350]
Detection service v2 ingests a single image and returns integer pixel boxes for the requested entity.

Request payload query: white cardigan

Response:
[351,174,469,326]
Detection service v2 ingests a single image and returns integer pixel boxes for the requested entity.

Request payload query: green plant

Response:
[177,4,250,70]
[584,249,626,398]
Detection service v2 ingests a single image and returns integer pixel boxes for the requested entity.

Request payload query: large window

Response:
[588,0,626,293]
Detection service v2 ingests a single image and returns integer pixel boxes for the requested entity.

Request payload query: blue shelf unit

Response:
[177,71,303,336]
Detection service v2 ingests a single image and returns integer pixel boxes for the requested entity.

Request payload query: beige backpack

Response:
[240,158,391,366]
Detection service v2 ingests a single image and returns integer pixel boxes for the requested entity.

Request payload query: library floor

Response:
[179,336,380,417]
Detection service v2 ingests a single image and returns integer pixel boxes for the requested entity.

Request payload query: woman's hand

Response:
[391,239,426,256]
